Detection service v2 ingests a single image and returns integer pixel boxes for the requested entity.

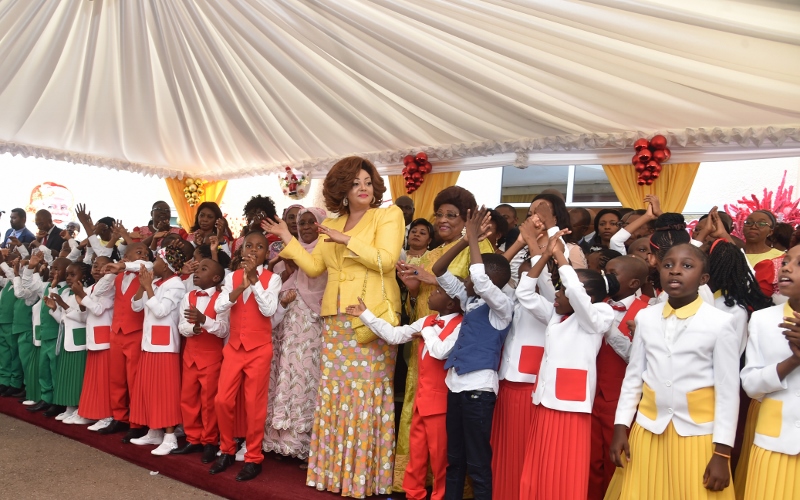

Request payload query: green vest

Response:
[12,295,34,335]
[37,283,63,341]
[0,281,15,325]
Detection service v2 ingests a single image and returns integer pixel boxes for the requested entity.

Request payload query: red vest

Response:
[111,272,144,335]
[184,290,224,369]
[228,269,273,352]
[415,314,463,417]
[596,297,649,402]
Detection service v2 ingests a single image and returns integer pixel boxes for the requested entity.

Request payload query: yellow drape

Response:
[602,163,700,212]
[164,179,228,230]
[389,171,460,221]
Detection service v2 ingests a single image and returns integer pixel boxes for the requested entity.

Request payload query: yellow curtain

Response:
[602,163,700,212]
[165,179,228,230]
[389,171,460,221]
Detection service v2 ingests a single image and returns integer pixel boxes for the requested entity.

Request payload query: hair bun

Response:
[654,213,686,232]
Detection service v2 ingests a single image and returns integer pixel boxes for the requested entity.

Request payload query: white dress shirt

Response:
[359,310,461,360]
[178,286,230,339]
[79,282,115,350]
[605,294,638,363]
[215,265,282,319]
[131,274,187,353]
[437,263,515,394]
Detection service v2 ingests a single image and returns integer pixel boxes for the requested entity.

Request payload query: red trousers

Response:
[180,359,222,446]
[215,342,272,464]
[109,330,143,426]
[588,395,618,500]
[404,407,447,500]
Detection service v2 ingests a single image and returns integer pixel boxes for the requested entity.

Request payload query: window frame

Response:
[502,164,622,209]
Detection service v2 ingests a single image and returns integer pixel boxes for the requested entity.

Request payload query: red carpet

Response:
[0,397,398,500]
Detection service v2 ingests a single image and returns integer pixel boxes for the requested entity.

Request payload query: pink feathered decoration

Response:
[724,170,800,238]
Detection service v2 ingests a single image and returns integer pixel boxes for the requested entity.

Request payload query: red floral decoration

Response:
[632,135,671,186]
[402,152,432,194]
[725,170,800,238]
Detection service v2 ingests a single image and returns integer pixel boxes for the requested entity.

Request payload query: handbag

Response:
[350,252,399,344]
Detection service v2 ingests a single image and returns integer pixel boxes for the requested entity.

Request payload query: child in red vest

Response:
[588,256,650,500]
[347,287,463,500]
[97,242,153,442]
[128,246,188,455]
[172,258,229,463]
[210,231,281,481]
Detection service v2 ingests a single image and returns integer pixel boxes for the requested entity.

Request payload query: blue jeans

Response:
[445,390,497,500]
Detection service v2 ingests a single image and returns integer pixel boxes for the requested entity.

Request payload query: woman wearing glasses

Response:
[742,210,785,297]
[132,201,187,246]
[393,186,493,496]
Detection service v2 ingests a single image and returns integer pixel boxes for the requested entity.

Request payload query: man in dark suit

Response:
[2,208,36,248]
[33,209,64,258]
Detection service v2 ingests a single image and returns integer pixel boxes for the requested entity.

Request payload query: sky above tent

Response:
[0,0,798,179]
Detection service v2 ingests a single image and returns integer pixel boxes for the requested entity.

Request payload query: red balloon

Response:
[638,149,652,163]
[646,160,660,171]
[652,149,667,163]
[637,178,646,186]
[416,152,428,163]
[634,138,650,152]
[403,155,415,166]
[412,172,422,181]
[645,179,654,185]
[662,148,671,161]
[641,171,652,180]
[422,162,432,173]
[650,135,667,150]
[634,162,646,173]
[408,164,419,174]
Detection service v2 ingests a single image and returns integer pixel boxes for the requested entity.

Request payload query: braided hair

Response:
[708,240,773,312]
[68,261,95,287]
[575,269,620,302]
[649,213,690,261]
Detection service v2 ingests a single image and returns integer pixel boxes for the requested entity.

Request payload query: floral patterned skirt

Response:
[306,314,397,498]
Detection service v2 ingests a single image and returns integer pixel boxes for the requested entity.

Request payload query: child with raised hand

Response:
[128,245,188,455]
[10,255,40,404]
[610,195,661,256]
[346,285,462,500]
[589,256,650,500]
[18,253,49,406]
[491,216,550,500]
[611,244,739,499]
[47,261,91,422]
[71,256,115,429]
[740,244,800,500]
[173,258,229,464]
[516,230,616,500]
[432,206,514,500]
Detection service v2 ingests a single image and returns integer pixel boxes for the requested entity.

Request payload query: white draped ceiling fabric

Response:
[0,0,799,179]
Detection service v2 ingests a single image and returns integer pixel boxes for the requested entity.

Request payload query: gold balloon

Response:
[185,178,195,186]
[195,179,203,186]
[188,184,197,192]
[196,188,204,196]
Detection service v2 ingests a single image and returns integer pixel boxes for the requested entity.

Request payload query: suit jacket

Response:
[42,226,65,254]
[280,206,404,317]
[2,227,36,247]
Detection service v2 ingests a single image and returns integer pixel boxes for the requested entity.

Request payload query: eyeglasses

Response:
[434,212,460,221]
[743,220,772,228]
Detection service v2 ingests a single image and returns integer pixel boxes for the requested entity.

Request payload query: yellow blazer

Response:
[280,205,404,317]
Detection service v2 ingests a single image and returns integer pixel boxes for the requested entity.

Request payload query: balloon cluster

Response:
[183,178,206,207]
[402,152,432,194]
[633,135,671,186]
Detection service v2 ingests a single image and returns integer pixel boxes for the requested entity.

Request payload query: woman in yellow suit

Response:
[264,156,404,499]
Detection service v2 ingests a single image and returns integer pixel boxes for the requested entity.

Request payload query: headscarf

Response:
[269,204,306,260]
[279,207,327,315]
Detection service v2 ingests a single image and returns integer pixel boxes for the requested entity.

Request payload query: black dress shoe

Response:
[26,401,49,412]
[209,454,236,475]
[0,384,8,394]
[43,405,66,418]
[121,427,148,444]
[201,444,220,464]
[97,420,129,435]
[171,442,203,455]
[236,462,262,482]
[11,388,26,399]
[2,386,20,397]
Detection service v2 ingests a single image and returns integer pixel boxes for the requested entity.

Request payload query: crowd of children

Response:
[0,182,798,500]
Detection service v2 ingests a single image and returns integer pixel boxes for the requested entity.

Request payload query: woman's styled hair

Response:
[649,213,690,261]
[408,218,435,250]
[488,209,509,241]
[190,202,224,232]
[323,156,386,214]
[532,193,571,231]
[708,240,773,312]
[433,186,477,222]
[242,195,277,219]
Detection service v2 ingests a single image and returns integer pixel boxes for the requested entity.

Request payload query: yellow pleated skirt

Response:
[616,422,735,500]
[734,399,761,500]
[743,445,800,500]
[602,466,624,500]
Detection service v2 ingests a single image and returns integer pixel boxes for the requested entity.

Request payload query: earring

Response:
[373,196,378,205]
[343,198,348,207]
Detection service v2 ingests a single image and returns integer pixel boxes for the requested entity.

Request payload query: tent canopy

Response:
[1,0,799,179]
